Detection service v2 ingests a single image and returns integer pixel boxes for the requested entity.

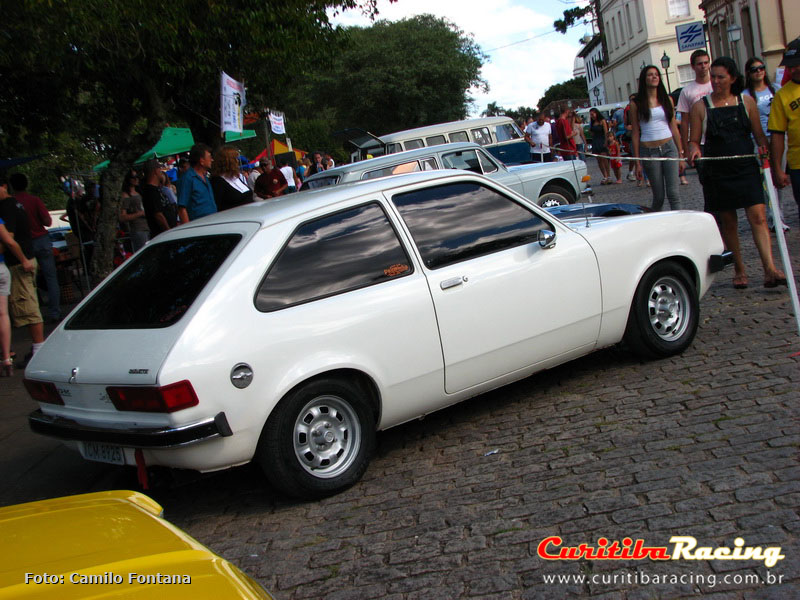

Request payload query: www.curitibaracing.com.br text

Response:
[542,570,785,588]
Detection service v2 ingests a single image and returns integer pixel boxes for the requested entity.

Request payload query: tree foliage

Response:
[0,0,386,281]
[537,77,588,111]
[553,2,596,34]
[292,15,487,137]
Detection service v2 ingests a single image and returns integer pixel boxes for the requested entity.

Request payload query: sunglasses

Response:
[749,65,765,73]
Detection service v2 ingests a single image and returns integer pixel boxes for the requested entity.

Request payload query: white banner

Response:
[269,111,286,135]
[220,72,246,133]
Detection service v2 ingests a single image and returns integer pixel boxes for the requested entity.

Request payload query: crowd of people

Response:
[523,40,800,291]
[0,145,337,374]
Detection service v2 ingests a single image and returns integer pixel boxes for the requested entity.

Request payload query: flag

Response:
[269,111,286,135]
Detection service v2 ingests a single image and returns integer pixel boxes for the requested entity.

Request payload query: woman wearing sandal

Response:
[0,216,34,376]
[631,65,683,211]
[687,57,786,289]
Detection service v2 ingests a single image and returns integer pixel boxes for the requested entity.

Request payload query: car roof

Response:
[304,141,485,183]
[181,169,481,232]
[381,116,516,141]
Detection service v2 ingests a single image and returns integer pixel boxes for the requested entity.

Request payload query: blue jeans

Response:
[31,235,59,320]
[640,140,681,211]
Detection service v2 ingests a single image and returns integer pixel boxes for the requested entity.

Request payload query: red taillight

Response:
[23,379,64,405]
[106,380,199,413]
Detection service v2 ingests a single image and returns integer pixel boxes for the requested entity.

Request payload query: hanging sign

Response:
[269,111,286,135]
[220,72,246,133]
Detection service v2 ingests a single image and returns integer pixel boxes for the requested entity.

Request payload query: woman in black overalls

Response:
[687,57,786,289]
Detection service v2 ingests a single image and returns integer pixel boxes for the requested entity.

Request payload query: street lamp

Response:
[660,51,672,94]
[727,23,742,63]
[593,86,600,104]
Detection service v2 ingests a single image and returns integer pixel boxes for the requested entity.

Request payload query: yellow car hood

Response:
[0,490,270,599]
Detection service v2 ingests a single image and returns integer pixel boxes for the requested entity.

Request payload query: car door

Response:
[390,179,602,394]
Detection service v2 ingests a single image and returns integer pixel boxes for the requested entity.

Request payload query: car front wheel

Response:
[257,377,375,499]
[624,261,699,359]
[537,184,573,207]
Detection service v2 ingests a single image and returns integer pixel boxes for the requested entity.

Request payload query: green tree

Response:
[0,0,386,282]
[296,15,487,137]
[537,77,589,111]
[482,102,505,117]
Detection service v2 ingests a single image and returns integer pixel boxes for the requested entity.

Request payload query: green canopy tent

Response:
[92,127,256,171]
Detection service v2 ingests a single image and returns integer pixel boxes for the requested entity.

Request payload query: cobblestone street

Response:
[1,160,798,599]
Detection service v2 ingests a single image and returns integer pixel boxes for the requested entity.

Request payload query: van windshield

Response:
[66,234,241,329]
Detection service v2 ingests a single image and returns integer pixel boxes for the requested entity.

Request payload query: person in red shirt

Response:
[555,106,577,160]
[254,163,288,199]
[9,173,60,322]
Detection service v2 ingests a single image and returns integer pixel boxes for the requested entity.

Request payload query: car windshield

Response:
[66,234,241,329]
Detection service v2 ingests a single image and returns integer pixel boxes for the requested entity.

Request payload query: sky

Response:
[329,0,592,116]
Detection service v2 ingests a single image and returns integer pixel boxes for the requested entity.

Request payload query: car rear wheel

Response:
[537,184,573,207]
[257,377,375,499]
[624,261,699,359]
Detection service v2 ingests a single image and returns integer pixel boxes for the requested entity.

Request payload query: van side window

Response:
[495,123,522,142]
[386,143,403,154]
[448,131,469,143]
[404,139,424,150]
[421,158,438,170]
[255,203,412,312]
[470,127,492,146]
[426,135,446,146]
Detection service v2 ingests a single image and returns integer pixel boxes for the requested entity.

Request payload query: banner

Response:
[269,111,286,135]
[220,72,246,134]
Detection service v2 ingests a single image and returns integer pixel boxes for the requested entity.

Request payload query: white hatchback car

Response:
[25,171,729,499]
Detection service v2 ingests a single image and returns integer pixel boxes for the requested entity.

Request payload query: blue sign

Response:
[676,22,706,52]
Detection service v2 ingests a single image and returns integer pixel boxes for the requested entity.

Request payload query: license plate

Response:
[79,442,126,465]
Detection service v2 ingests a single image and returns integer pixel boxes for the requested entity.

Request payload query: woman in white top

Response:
[631,65,684,210]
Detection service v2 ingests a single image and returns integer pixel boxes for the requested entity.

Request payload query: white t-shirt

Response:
[279,166,296,188]
[525,121,552,154]
[677,80,713,144]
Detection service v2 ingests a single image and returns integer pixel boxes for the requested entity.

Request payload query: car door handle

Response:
[440,276,467,290]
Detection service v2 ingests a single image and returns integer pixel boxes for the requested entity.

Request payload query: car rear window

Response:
[66,234,241,329]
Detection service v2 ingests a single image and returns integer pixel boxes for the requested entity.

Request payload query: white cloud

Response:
[329,0,590,115]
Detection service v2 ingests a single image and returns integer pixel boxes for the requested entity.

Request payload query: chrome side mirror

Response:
[538,229,556,249]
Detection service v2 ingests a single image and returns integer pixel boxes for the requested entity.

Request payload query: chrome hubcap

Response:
[294,395,360,478]
[648,276,690,341]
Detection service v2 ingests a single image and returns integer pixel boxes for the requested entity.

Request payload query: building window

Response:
[635,0,643,31]
[626,4,634,38]
[618,11,625,44]
[667,0,690,19]
[612,16,619,48]
[677,64,694,84]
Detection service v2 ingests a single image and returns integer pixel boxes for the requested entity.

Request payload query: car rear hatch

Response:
[25,222,258,414]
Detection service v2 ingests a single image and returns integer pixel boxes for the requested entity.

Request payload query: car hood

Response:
[0,490,271,599]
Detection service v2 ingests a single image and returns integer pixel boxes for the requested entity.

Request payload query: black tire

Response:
[537,184,574,207]
[257,377,375,499]
[624,261,699,359]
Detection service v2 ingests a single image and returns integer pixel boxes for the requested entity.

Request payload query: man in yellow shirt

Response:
[768,38,800,215]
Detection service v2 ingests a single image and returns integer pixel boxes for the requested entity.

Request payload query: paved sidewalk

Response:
[1,164,798,599]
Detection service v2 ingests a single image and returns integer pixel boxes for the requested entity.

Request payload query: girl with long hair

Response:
[631,65,683,210]
[687,56,785,289]
[743,56,788,232]
[210,146,253,211]
[588,108,611,184]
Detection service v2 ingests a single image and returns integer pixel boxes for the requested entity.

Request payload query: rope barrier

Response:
[544,145,760,163]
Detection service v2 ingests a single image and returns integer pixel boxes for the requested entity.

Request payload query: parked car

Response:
[25,170,730,499]
[302,142,591,207]
[0,490,273,599]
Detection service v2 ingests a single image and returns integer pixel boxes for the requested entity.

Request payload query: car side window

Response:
[404,139,424,150]
[470,127,492,146]
[255,203,413,311]
[362,160,422,180]
[477,151,499,174]
[426,135,446,146]
[441,150,482,174]
[421,158,438,171]
[448,131,468,143]
[392,182,547,270]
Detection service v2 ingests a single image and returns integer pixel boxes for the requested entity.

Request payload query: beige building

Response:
[598,0,706,103]
[700,0,798,78]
